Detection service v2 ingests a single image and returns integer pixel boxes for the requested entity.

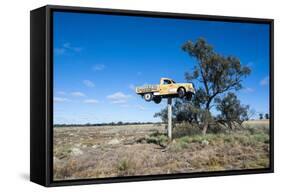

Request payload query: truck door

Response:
[160,79,173,95]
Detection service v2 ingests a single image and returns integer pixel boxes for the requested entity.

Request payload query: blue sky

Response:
[53,11,270,124]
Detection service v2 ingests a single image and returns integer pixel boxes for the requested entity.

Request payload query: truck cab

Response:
[135,78,195,104]
[159,78,176,95]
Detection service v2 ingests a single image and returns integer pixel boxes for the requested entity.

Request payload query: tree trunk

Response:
[228,121,232,130]
[202,121,208,135]
[202,102,211,135]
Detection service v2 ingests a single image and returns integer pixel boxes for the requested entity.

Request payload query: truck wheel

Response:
[186,92,193,101]
[153,96,162,104]
[144,93,153,101]
[178,87,186,98]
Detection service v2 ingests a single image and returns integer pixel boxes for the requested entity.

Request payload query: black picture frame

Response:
[30,5,274,187]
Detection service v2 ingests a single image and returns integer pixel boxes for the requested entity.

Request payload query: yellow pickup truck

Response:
[135,78,195,104]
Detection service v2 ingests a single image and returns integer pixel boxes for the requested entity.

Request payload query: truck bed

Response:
[136,84,159,94]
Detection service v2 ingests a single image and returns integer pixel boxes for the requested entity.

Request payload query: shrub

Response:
[208,122,227,134]
[253,133,269,143]
[116,158,137,176]
[173,123,201,138]
[117,159,130,172]
[145,132,169,147]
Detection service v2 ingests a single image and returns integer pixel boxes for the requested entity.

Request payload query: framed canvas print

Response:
[30,5,274,187]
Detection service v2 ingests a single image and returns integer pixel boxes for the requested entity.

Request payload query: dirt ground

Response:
[53,122,270,181]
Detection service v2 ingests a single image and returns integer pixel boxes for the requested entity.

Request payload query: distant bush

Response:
[215,92,251,130]
[207,122,227,134]
[54,121,162,127]
[136,131,169,147]
[146,133,169,147]
[173,122,201,138]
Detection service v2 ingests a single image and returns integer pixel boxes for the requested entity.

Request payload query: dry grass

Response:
[53,121,270,180]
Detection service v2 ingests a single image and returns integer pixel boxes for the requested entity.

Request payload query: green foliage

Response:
[253,133,269,143]
[182,38,251,133]
[154,108,169,123]
[145,132,169,147]
[174,129,268,148]
[155,38,251,134]
[207,122,226,134]
[154,97,211,126]
[182,38,251,100]
[215,92,250,129]
[173,123,201,138]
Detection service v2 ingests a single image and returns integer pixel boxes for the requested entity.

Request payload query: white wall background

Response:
[0,0,279,191]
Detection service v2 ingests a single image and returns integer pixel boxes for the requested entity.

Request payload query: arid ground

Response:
[53,120,270,181]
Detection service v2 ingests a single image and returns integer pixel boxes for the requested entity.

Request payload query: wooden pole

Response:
[167,97,172,139]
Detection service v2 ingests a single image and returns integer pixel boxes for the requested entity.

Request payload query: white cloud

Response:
[107,92,131,104]
[112,100,127,104]
[260,76,269,86]
[84,99,99,104]
[63,43,82,52]
[92,64,105,71]
[54,97,69,102]
[54,42,82,55]
[71,91,86,97]
[83,80,95,88]
[242,87,255,93]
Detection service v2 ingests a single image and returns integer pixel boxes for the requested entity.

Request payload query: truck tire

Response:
[144,93,153,101]
[178,87,186,98]
[153,96,162,104]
